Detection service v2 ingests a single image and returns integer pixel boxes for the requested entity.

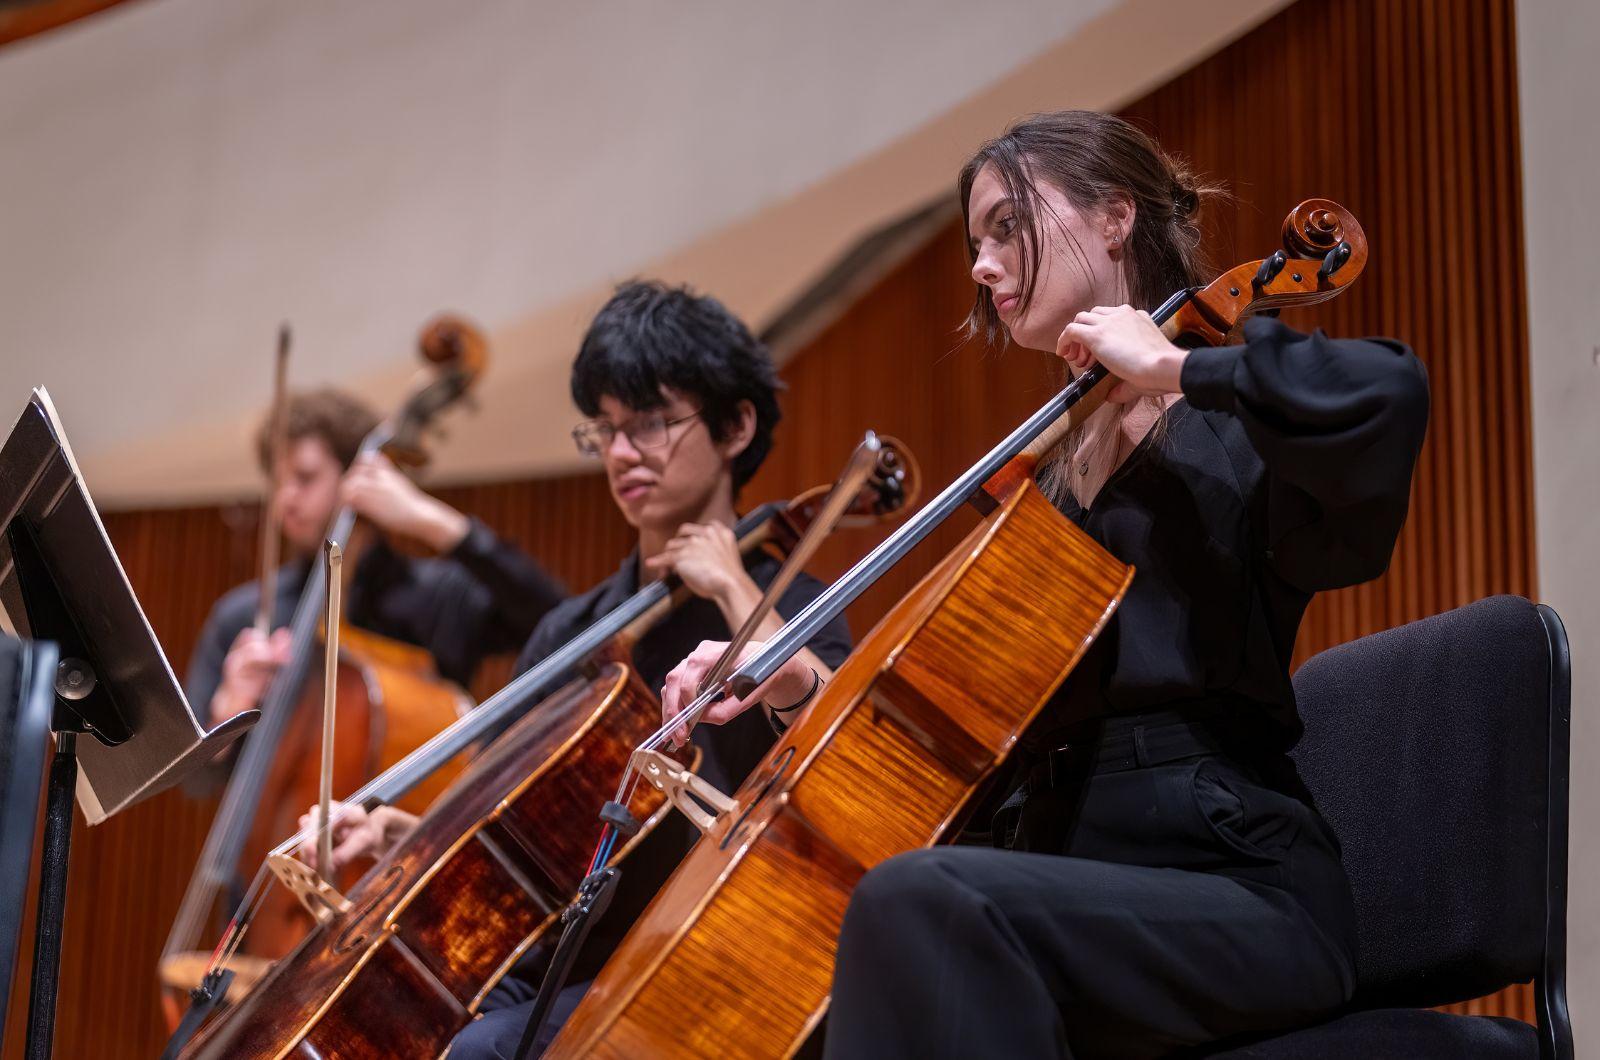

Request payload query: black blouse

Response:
[1042,316,1430,749]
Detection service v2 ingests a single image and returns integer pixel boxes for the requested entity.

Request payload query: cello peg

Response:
[1318,240,1353,281]
[1252,250,1287,292]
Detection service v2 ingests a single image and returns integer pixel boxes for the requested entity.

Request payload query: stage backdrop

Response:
[2,0,1534,1054]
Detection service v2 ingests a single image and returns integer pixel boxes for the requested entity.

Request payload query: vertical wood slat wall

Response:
[0,0,1534,1055]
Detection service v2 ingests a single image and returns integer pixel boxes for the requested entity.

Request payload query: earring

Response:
[1108,234,1122,249]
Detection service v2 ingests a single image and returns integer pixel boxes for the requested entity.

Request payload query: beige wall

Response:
[0,0,1287,507]
[1518,0,1599,1040]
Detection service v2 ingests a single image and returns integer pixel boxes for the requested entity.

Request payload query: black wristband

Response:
[769,668,821,714]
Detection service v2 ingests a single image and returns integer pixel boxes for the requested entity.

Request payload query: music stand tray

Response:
[0,387,258,1058]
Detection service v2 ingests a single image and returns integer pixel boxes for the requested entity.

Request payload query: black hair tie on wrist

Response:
[769,668,821,715]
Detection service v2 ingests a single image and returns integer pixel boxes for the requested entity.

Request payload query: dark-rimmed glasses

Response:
[572,410,702,457]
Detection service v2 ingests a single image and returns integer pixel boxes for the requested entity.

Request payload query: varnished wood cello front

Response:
[546,201,1369,1058]
[174,442,920,1059]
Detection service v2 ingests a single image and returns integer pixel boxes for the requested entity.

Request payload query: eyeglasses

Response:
[572,410,702,457]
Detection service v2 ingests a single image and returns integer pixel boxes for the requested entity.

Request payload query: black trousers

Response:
[448,979,584,1060]
[825,719,1358,1059]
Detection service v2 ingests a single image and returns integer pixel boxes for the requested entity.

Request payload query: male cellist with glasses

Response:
[299,280,853,1056]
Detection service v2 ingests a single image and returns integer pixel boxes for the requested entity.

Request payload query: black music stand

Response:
[0,388,258,1059]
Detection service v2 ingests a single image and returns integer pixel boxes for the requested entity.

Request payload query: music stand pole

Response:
[21,652,103,1059]
[24,729,78,1060]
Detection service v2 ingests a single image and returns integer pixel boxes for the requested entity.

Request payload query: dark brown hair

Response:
[255,388,379,473]
[958,110,1219,342]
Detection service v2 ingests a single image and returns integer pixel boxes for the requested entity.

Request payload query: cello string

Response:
[203,498,826,947]
[205,861,273,977]
[288,501,788,816]
[593,681,730,873]
[595,372,1127,865]
[604,437,889,837]
[690,435,880,699]
[598,371,1114,866]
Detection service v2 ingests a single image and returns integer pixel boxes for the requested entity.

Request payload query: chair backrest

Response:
[1290,595,1569,1011]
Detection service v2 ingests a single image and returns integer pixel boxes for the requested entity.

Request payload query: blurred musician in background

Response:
[183,387,565,785]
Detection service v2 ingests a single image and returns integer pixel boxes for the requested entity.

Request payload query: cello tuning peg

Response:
[1252,250,1287,292]
[1318,241,1353,282]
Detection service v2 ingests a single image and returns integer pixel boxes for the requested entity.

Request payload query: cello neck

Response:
[731,195,1372,696]
[165,314,486,958]
[349,502,787,809]
[727,288,1192,698]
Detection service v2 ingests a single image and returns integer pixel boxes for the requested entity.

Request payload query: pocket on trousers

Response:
[1190,759,1299,865]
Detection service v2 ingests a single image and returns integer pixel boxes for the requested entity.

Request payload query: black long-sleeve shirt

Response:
[1042,317,1430,748]
[184,517,565,719]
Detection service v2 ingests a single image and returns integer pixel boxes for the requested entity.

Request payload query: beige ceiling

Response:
[0,0,1287,508]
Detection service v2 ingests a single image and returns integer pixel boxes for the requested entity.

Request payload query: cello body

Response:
[160,628,473,1020]
[241,626,473,961]
[181,661,682,1059]
[171,442,923,1052]
[548,478,1131,1058]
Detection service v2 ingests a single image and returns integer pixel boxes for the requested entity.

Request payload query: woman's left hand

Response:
[1057,305,1188,403]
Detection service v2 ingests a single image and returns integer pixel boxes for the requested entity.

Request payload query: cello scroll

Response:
[384,313,489,468]
[1169,198,1367,347]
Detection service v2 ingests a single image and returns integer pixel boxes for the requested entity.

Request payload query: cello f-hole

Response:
[720,746,797,852]
[334,865,407,953]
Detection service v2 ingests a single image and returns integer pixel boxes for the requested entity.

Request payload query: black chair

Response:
[1209,595,1573,1058]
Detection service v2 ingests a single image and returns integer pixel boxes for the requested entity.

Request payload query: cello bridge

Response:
[267,853,351,923]
[630,749,737,834]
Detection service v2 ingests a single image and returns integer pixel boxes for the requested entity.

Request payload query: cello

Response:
[172,437,920,1058]
[543,201,1369,1057]
[160,315,491,1019]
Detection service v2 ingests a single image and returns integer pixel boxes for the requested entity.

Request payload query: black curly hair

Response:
[571,280,783,493]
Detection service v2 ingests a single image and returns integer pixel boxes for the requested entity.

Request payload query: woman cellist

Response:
[658,110,1430,1056]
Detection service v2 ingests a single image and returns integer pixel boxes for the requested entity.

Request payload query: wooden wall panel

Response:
[2,0,1536,1055]
[1113,0,1535,665]
[0,0,142,50]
